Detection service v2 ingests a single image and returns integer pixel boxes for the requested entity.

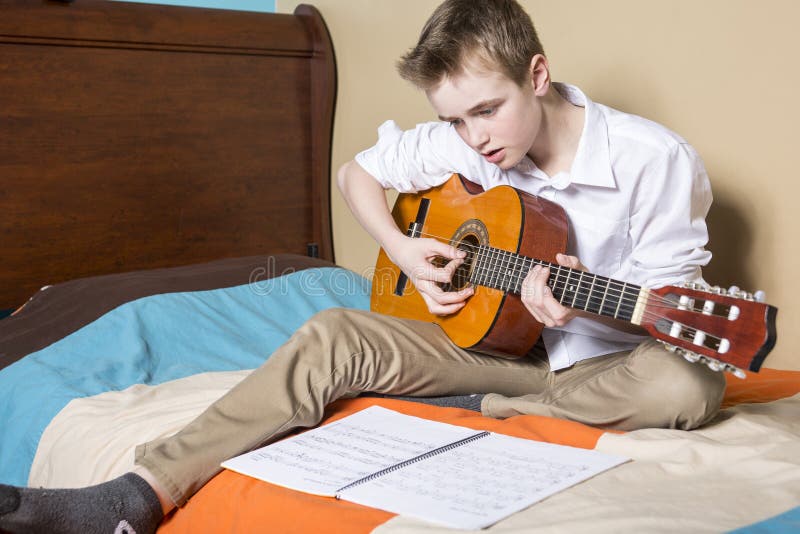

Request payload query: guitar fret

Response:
[481,247,490,288]
[481,247,491,288]
[512,256,522,294]
[613,282,628,318]
[585,274,607,315]
[570,270,584,308]
[483,247,492,287]
[599,279,618,318]
[500,249,509,291]
[519,257,531,294]
[580,273,595,310]
[560,268,578,306]
[554,264,566,304]
[502,250,513,292]
[616,290,638,322]
[494,249,503,291]
[490,248,500,290]
[470,246,481,286]
[585,274,597,312]
[486,248,495,287]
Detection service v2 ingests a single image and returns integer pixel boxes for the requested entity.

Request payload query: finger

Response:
[533,265,552,294]
[433,286,474,305]
[409,262,458,284]
[420,292,467,316]
[521,266,545,302]
[556,253,586,271]
[425,264,462,284]
[521,266,555,325]
[415,280,473,304]
[441,256,466,279]
[428,239,466,261]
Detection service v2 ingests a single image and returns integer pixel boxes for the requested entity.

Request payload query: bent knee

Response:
[627,345,727,429]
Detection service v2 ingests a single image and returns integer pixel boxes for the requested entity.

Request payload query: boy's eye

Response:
[478,107,495,116]
[449,118,463,127]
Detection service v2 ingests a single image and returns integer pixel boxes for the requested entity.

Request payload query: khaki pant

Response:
[135,308,726,506]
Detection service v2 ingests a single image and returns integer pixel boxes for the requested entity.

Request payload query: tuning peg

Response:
[754,290,767,303]
[682,351,700,363]
[681,281,708,291]
[725,365,747,379]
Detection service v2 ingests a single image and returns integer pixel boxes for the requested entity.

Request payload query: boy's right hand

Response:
[386,236,474,316]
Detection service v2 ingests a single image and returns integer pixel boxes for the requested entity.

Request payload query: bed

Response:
[1,1,799,533]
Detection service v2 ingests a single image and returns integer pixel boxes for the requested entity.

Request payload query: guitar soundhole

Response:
[434,219,488,292]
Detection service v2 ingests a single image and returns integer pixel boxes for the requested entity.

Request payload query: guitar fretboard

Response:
[468,245,642,322]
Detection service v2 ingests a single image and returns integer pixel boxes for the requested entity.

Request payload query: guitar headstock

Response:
[639,282,778,378]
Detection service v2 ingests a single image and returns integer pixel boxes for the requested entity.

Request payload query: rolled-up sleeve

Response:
[626,143,712,288]
[355,120,484,193]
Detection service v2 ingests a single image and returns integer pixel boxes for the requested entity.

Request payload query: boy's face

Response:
[426,61,542,170]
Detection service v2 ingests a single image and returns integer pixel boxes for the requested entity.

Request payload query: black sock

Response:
[363,393,485,412]
[0,473,163,534]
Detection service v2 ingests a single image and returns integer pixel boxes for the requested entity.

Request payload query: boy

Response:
[0,1,726,533]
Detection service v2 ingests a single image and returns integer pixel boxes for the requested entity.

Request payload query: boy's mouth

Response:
[483,148,505,164]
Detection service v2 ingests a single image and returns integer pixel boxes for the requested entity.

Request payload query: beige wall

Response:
[279,0,798,370]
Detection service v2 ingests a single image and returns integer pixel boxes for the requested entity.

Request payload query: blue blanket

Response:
[0,267,371,485]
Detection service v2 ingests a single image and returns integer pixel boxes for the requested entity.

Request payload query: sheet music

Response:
[222,406,628,529]
[342,432,627,529]
[221,406,478,496]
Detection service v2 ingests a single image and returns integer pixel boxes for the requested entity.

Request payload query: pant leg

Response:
[134,308,550,505]
[483,338,727,431]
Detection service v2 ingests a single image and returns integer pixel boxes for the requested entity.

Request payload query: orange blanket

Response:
[159,368,800,534]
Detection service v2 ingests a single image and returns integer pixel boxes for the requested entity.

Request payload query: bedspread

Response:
[1,254,798,533]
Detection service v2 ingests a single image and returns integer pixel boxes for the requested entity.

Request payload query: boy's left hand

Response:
[520,253,586,327]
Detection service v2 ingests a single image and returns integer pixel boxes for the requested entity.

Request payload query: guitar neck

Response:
[468,245,645,324]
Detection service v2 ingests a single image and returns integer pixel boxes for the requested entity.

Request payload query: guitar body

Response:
[371,173,569,358]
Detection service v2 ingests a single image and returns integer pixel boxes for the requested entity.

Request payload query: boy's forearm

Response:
[337,160,407,253]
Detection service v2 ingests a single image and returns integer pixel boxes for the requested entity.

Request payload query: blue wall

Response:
[118,0,275,12]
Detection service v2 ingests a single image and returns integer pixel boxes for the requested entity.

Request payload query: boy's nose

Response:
[467,125,489,150]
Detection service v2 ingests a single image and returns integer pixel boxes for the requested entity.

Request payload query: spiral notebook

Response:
[221,406,627,530]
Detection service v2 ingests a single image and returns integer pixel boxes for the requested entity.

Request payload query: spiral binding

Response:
[335,430,491,497]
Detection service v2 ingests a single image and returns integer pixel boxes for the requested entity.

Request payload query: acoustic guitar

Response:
[370,174,777,377]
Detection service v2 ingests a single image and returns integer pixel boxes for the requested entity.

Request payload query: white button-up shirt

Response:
[356,83,712,370]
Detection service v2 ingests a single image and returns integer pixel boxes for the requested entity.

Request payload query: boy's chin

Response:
[495,155,523,171]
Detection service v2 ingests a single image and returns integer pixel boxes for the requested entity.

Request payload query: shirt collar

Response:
[518,83,616,190]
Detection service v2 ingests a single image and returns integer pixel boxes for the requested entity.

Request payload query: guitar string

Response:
[437,239,724,346]
[395,233,727,351]
[413,231,641,301]
[404,231,736,345]
[409,231,701,313]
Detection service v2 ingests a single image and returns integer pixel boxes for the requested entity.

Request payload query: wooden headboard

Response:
[0,0,336,309]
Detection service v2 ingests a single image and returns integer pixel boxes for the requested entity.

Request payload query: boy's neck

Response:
[527,86,584,178]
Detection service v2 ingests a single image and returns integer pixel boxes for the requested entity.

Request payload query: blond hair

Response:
[397,0,545,89]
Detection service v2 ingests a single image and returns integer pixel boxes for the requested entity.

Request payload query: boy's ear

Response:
[529,54,550,96]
